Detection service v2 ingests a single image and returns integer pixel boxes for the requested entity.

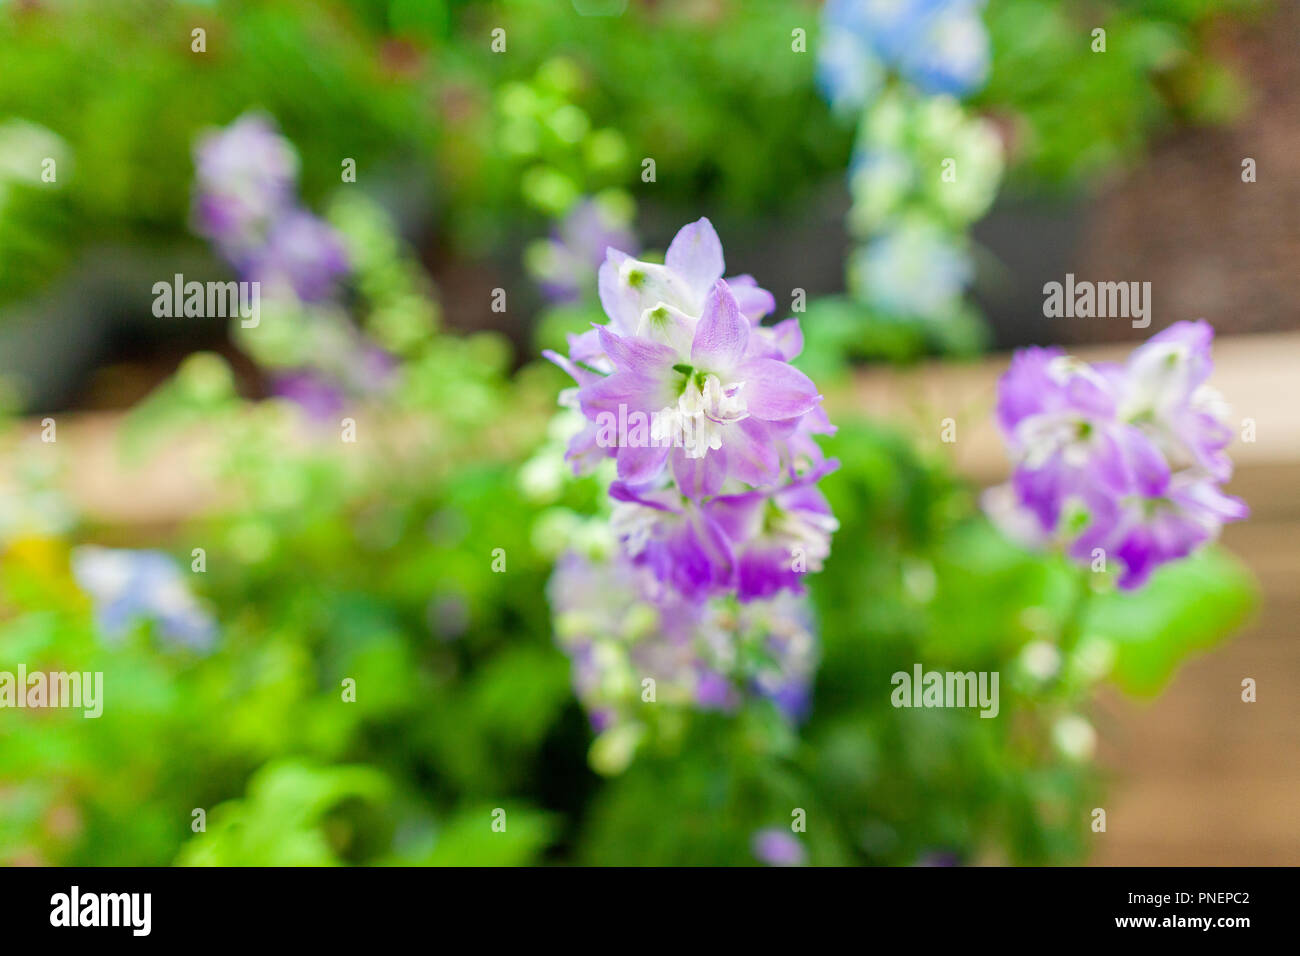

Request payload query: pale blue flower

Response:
[819,0,991,106]
[852,220,972,318]
[72,547,217,651]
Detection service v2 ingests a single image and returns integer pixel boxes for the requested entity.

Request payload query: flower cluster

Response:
[192,112,349,304]
[548,548,818,773]
[818,0,991,111]
[545,218,839,603]
[191,115,425,421]
[984,321,1248,589]
[539,220,837,760]
[819,4,1002,338]
[844,93,1000,327]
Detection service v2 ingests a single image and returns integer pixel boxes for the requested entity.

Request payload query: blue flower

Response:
[852,220,972,318]
[815,26,884,115]
[819,0,990,105]
[72,547,218,651]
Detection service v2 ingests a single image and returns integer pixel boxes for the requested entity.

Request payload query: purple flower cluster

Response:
[984,321,1247,589]
[192,113,349,303]
[544,218,839,604]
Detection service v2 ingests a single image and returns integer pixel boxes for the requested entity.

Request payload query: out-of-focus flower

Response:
[192,112,351,305]
[270,370,346,423]
[985,321,1247,589]
[1117,319,1234,480]
[549,550,719,720]
[189,115,413,429]
[848,92,1004,235]
[852,219,971,319]
[248,209,350,303]
[729,593,819,721]
[832,59,1002,332]
[1017,639,1063,682]
[816,23,885,115]
[751,828,807,866]
[548,550,820,758]
[819,0,991,109]
[528,196,638,304]
[71,547,217,651]
[192,112,299,258]
[0,450,75,543]
[1052,713,1097,762]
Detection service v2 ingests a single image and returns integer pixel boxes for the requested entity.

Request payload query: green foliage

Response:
[0,375,1259,866]
[177,760,391,866]
[1084,546,1257,696]
[0,0,437,306]
[981,0,1259,187]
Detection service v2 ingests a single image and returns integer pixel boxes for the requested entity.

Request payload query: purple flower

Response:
[739,593,819,721]
[985,321,1247,588]
[192,113,299,256]
[580,282,820,496]
[543,219,834,748]
[1078,473,1249,590]
[607,481,735,604]
[704,462,840,602]
[1118,320,1234,481]
[916,850,961,866]
[271,370,347,423]
[751,828,807,867]
[545,218,836,606]
[71,547,217,651]
[594,219,777,335]
[548,551,716,721]
[248,209,350,303]
[694,668,738,710]
[579,224,818,488]
[531,199,639,304]
[192,113,352,304]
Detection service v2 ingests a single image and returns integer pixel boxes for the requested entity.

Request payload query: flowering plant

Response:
[810,0,1003,363]
[985,321,1247,590]
[538,219,840,766]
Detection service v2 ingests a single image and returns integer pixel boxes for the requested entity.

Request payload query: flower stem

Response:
[1058,569,1093,656]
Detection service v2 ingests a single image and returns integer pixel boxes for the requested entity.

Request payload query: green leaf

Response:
[1084,546,1258,696]
[423,806,555,867]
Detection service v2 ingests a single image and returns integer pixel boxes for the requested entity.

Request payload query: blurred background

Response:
[0,0,1295,865]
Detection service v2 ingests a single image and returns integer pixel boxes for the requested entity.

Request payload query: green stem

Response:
[1058,569,1093,656]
